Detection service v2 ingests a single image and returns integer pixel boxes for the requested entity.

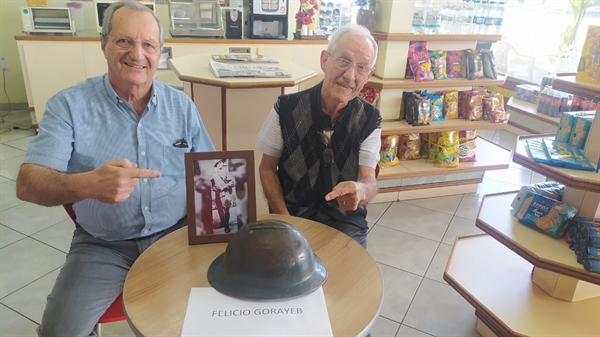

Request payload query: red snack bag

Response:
[446,50,463,78]
[408,41,434,82]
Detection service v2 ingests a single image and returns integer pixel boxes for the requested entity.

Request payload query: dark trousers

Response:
[309,210,368,248]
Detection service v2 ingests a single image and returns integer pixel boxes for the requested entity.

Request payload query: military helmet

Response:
[207,219,328,299]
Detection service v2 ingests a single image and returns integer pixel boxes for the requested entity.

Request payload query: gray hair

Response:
[101,0,164,47]
[327,24,378,67]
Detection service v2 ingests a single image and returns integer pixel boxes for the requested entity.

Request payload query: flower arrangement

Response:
[295,0,319,26]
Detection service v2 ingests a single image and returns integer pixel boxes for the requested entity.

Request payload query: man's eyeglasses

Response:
[327,52,373,76]
[318,128,335,166]
[107,35,160,54]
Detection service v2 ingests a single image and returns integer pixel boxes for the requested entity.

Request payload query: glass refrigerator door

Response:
[170,1,199,30]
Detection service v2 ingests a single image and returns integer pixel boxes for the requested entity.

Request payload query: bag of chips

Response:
[443,90,459,119]
[436,131,460,168]
[481,50,498,79]
[425,92,444,121]
[446,50,463,78]
[464,49,484,80]
[408,41,434,82]
[483,95,509,123]
[429,50,448,80]
[379,135,401,168]
[399,133,421,160]
[458,130,477,162]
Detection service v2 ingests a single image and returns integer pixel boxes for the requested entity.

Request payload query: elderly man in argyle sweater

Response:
[256,23,382,248]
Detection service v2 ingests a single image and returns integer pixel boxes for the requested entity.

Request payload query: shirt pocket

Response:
[162,145,189,177]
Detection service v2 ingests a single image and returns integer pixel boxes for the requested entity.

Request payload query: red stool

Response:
[63,203,126,336]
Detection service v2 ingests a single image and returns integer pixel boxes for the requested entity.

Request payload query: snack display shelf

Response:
[381,118,507,136]
[551,75,600,100]
[370,32,502,42]
[444,234,600,337]
[366,76,506,90]
[476,191,600,285]
[377,137,510,180]
[506,97,560,127]
[512,135,600,193]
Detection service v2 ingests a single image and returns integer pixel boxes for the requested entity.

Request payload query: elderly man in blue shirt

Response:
[15,1,214,336]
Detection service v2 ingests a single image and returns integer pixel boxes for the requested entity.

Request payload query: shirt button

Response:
[144,206,149,211]
[143,178,148,183]
[141,151,146,156]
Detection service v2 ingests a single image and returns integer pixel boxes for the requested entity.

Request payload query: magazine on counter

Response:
[209,60,291,78]
[211,53,279,63]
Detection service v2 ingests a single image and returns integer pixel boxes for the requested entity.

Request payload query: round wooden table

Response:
[123,214,383,336]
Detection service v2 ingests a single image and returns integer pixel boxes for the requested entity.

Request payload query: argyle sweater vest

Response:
[275,82,381,228]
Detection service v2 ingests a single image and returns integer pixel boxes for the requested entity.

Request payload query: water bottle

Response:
[472,0,484,34]
[461,0,474,34]
[450,0,463,34]
[425,0,443,34]
[440,0,451,34]
[494,1,506,35]
[412,0,428,34]
[484,1,496,35]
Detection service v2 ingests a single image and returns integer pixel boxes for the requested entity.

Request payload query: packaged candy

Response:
[443,90,459,119]
[428,50,448,80]
[446,50,463,78]
[435,131,459,168]
[425,93,444,121]
[408,41,434,82]
[379,135,401,168]
[399,133,421,160]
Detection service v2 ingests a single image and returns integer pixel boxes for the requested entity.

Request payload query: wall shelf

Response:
[444,234,600,337]
[367,76,506,90]
[377,137,511,180]
[476,192,600,285]
[370,32,502,42]
[512,135,600,193]
[381,119,507,136]
[506,97,560,127]
[552,76,600,100]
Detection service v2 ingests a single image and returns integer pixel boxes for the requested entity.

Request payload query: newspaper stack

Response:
[209,59,291,78]
[211,54,279,63]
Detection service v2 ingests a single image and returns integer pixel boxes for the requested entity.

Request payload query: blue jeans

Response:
[37,217,186,337]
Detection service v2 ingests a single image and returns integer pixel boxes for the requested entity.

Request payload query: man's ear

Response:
[320,50,329,72]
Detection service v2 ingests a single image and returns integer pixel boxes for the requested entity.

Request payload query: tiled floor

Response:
[0,110,545,337]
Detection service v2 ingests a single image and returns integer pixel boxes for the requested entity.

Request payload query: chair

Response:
[62,203,126,336]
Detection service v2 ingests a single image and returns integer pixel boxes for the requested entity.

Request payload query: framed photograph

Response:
[185,150,256,245]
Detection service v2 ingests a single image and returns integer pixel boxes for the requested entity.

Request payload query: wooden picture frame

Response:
[185,150,256,245]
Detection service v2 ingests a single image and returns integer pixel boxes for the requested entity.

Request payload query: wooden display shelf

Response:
[381,119,507,136]
[366,76,506,90]
[444,234,600,337]
[506,97,560,127]
[552,75,600,100]
[512,135,600,193]
[476,191,600,285]
[378,137,510,180]
[370,32,502,42]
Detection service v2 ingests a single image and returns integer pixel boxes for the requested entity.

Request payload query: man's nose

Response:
[343,65,357,80]
[129,41,145,59]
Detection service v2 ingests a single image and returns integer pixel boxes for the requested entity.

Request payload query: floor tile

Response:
[530,171,548,184]
[370,316,400,337]
[0,127,36,144]
[377,263,422,323]
[402,195,461,216]
[100,320,136,337]
[4,136,34,152]
[0,144,26,161]
[31,219,75,253]
[1,269,60,324]
[454,195,482,220]
[0,304,37,337]
[0,237,65,298]
[484,167,532,186]
[1,203,69,236]
[367,226,438,276]
[491,129,518,150]
[442,216,484,245]
[402,278,479,337]
[396,325,433,337]
[0,154,25,181]
[0,181,25,212]
[367,202,391,224]
[476,129,496,141]
[377,202,453,242]
[0,225,26,249]
[3,111,33,127]
[468,178,521,198]
[424,243,453,284]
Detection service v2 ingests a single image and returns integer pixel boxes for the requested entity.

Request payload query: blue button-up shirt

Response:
[24,74,215,240]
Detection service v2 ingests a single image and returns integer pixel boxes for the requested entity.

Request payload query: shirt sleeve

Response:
[255,106,283,158]
[359,128,381,168]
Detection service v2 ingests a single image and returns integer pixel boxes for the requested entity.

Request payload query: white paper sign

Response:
[181,287,333,337]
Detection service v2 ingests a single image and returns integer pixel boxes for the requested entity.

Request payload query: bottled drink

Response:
[461,0,474,34]
[440,0,452,34]
[412,0,428,34]
[472,0,485,34]
[494,1,506,35]
[425,0,443,34]
[449,0,463,34]
[484,1,496,35]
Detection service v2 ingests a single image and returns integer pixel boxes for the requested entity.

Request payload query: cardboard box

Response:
[513,84,540,104]
[576,25,600,84]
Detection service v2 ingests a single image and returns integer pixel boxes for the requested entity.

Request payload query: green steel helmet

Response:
[207,219,328,299]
